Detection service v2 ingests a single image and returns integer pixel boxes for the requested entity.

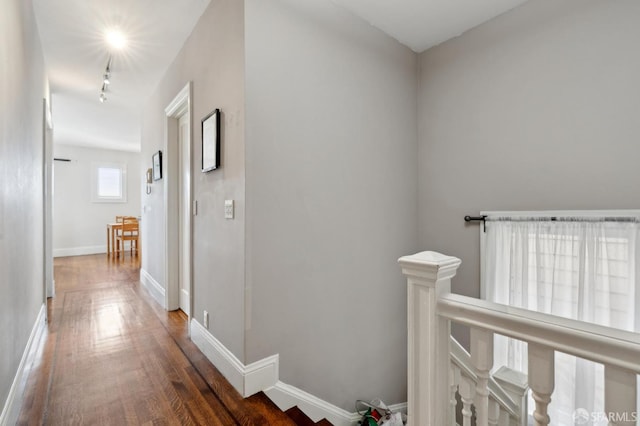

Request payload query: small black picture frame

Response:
[152,150,162,181]
[201,109,220,172]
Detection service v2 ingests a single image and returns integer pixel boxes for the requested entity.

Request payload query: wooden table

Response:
[106,223,123,257]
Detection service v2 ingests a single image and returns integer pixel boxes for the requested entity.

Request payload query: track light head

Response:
[99,56,113,103]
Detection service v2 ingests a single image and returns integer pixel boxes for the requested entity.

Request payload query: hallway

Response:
[17,255,294,425]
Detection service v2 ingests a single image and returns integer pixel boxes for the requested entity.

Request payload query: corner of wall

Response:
[0,304,47,426]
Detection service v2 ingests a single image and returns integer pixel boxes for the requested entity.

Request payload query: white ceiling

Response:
[32,0,528,152]
[333,0,529,53]
[33,0,211,152]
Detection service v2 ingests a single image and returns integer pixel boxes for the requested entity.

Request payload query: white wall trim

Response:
[189,318,406,425]
[244,353,280,397]
[190,318,279,397]
[0,303,47,426]
[265,381,358,425]
[264,383,407,426]
[53,245,106,257]
[163,81,192,313]
[140,268,166,309]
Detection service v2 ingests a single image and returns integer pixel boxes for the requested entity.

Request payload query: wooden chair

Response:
[115,215,136,223]
[115,217,139,258]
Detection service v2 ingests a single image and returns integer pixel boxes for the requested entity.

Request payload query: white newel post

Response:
[399,251,462,426]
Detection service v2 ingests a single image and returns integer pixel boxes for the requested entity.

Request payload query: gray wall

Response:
[418,0,640,308]
[0,0,47,415]
[245,0,419,409]
[140,0,246,358]
[53,144,141,256]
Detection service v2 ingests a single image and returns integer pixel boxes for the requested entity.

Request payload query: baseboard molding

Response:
[140,268,165,309]
[188,319,407,425]
[53,245,106,257]
[0,303,47,426]
[265,382,359,425]
[190,319,279,397]
[264,383,408,426]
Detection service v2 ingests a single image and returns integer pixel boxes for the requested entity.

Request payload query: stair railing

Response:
[450,336,527,426]
[398,251,640,426]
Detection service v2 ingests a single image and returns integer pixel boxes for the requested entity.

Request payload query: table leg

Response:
[112,227,117,258]
[107,226,111,256]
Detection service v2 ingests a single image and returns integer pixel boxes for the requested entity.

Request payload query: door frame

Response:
[43,98,54,301]
[164,82,193,317]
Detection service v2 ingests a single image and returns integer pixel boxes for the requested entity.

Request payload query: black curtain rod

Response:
[464,215,487,232]
[464,215,639,231]
[464,215,486,222]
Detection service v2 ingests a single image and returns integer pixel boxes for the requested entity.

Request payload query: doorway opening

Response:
[164,82,193,317]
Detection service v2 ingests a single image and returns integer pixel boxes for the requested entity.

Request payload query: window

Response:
[481,212,640,425]
[91,162,127,203]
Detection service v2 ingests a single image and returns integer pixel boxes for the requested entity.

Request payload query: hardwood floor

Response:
[17,254,296,425]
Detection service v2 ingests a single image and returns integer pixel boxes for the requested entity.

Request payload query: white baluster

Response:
[605,365,637,426]
[459,375,476,426]
[450,365,461,426]
[498,410,510,426]
[493,366,529,426]
[488,398,500,426]
[471,328,494,425]
[399,252,461,426]
[528,344,554,426]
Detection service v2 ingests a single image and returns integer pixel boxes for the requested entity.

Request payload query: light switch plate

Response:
[224,200,234,219]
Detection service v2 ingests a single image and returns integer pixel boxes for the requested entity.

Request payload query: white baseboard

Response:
[179,288,190,317]
[0,303,47,426]
[265,381,360,425]
[189,318,407,425]
[190,319,279,397]
[53,245,106,257]
[140,268,165,309]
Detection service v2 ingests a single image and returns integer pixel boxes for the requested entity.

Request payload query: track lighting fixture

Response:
[99,83,107,103]
[99,57,112,103]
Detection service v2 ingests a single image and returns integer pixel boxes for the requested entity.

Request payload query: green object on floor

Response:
[360,408,378,426]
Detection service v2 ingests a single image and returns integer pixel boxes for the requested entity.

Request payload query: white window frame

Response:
[91,161,127,203]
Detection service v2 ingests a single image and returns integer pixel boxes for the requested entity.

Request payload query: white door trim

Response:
[43,98,54,301]
[164,82,193,316]
[178,112,191,315]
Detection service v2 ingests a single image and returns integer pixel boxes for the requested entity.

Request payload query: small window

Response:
[92,162,127,203]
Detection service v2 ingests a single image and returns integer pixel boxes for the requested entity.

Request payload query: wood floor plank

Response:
[18,254,303,425]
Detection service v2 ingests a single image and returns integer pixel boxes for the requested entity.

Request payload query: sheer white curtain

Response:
[483,218,640,425]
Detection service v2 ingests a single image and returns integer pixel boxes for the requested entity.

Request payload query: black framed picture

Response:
[152,150,162,181]
[201,109,220,172]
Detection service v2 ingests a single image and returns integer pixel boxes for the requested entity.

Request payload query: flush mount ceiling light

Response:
[105,29,127,50]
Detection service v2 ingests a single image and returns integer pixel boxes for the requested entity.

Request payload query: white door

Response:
[178,112,191,314]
